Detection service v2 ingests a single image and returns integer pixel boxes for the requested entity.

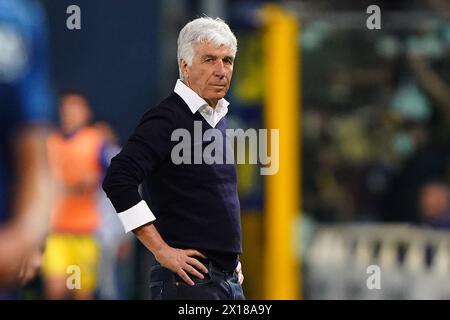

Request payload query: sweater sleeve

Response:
[102,104,176,232]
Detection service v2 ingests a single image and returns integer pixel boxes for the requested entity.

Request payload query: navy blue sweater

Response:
[102,93,242,270]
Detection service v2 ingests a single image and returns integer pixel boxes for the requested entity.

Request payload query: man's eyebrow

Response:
[202,54,218,60]
[201,54,234,61]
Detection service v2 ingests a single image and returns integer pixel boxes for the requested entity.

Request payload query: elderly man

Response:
[102,17,245,300]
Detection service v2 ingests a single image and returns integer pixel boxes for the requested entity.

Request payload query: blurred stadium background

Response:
[2,0,450,299]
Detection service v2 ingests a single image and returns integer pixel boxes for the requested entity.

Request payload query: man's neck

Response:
[61,126,84,139]
[204,98,218,109]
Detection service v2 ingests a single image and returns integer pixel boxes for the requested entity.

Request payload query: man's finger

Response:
[186,249,207,259]
[187,257,209,274]
[178,269,194,286]
[184,264,204,280]
[17,265,25,279]
[21,269,34,286]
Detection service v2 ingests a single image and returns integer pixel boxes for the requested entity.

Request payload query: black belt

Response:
[208,260,236,277]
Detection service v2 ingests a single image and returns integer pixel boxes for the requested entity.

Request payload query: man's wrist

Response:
[153,243,169,262]
[133,223,169,260]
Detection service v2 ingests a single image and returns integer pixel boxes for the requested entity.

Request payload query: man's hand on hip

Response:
[155,246,208,286]
[133,222,209,286]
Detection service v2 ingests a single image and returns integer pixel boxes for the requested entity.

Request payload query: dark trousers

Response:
[148,261,245,300]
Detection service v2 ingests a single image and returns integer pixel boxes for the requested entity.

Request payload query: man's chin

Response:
[212,90,227,98]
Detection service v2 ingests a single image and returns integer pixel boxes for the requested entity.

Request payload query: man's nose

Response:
[214,60,226,77]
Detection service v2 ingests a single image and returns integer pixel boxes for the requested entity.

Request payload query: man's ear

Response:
[180,59,189,80]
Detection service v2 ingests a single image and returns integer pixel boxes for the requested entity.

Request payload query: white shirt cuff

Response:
[117,200,156,233]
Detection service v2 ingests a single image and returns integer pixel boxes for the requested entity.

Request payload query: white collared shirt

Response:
[174,79,229,128]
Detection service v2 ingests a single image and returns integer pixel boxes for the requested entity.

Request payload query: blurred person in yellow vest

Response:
[42,93,105,299]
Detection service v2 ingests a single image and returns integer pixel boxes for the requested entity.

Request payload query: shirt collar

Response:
[174,79,229,116]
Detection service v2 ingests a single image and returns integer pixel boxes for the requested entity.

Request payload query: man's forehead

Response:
[194,42,233,56]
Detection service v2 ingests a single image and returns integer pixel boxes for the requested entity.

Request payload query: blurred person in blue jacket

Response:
[95,122,132,300]
[0,0,53,292]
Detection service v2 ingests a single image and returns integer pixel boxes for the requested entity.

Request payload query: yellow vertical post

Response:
[261,4,301,300]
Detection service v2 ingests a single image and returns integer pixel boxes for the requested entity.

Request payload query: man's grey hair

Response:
[177,17,237,80]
